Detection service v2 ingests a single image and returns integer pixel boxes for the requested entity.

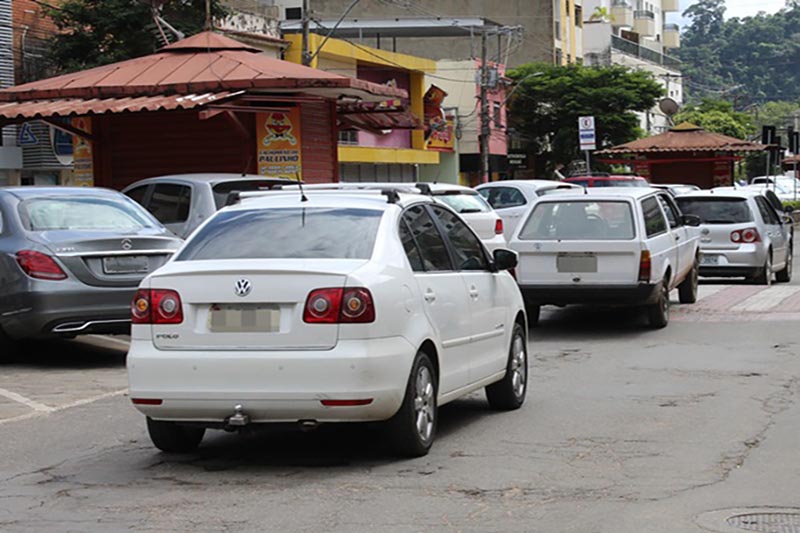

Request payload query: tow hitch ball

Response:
[225,404,250,428]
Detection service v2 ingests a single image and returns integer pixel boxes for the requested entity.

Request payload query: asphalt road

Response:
[1,253,799,532]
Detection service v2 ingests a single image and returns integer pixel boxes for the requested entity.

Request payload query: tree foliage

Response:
[679,0,800,104]
[44,0,228,73]
[673,98,753,139]
[507,63,663,170]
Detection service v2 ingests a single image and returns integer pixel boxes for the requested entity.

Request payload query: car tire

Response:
[146,417,205,453]
[776,246,793,283]
[525,301,540,327]
[753,254,773,286]
[0,327,16,364]
[647,279,670,329]
[486,323,528,411]
[678,259,699,304]
[387,351,437,457]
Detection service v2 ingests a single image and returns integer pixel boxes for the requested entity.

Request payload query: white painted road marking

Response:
[0,388,128,426]
[0,387,54,413]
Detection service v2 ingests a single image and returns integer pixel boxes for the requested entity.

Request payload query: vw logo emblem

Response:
[234,278,252,297]
[121,238,133,250]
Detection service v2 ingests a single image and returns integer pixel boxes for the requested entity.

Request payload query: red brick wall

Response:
[12,0,59,83]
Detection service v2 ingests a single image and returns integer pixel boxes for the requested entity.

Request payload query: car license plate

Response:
[102,255,149,274]
[209,304,280,333]
[557,253,597,273]
[701,254,720,265]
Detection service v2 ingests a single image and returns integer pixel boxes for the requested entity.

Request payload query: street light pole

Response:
[479,29,490,184]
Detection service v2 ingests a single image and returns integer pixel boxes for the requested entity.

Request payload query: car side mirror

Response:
[682,214,701,227]
[493,249,518,271]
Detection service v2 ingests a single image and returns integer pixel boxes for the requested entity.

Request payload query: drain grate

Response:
[727,512,800,532]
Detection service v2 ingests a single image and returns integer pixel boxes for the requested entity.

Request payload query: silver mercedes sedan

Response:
[0,187,182,347]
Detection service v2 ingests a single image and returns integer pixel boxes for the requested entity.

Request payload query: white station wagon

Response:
[127,189,527,457]
[509,188,701,328]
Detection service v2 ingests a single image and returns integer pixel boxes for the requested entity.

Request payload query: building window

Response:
[575,5,583,26]
[285,7,302,20]
[338,130,358,145]
[493,103,502,128]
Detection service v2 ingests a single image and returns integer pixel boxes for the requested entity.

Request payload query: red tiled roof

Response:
[0,31,406,102]
[0,92,240,121]
[598,122,768,155]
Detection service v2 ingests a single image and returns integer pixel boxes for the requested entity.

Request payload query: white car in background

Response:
[508,188,701,328]
[476,180,582,240]
[279,182,508,252]
[675,189,792,284]
[127,188,527,457]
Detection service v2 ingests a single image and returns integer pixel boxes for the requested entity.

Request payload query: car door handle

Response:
[674,234,681,241]
[469,286,479,299]
[424,289,436,303]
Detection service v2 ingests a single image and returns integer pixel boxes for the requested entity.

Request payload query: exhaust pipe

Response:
[298,419,319,431]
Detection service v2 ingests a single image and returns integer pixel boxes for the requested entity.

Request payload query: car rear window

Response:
[433,192,491,213]
[518,200,635,240]
[177,207,382,261]
[19,197,158,231]
[601,179,648,187]
[212,180,291,209]
[675,198,753,224]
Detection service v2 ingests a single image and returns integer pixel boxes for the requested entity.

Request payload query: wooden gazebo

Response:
[597,123,768,189]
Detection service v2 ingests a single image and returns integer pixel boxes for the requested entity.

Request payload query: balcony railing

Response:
[664,23,680,31]
[634,10,655,19]
[611,35,681,68]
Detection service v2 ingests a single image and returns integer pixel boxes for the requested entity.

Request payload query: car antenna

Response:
[295,172,308,202]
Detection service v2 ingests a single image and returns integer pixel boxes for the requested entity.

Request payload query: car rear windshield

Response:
[19,197,158,232]
[433,192,491,214]
[675,198,753,224]
[518,200,635,240]
[177,207,382,261]
[600,179,648,187]
[212,180,290,209]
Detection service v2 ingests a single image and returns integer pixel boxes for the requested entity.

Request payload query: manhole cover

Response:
[727,512,800,532]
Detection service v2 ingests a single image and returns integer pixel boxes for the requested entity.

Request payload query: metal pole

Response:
[479,29,490,184]
[585,150,591,175]
[301,0,311,66]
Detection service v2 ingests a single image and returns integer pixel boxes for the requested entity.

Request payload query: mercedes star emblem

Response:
[234,278,252,297]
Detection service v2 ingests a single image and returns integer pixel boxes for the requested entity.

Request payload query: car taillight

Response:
[304,287,375,324]
[638,250,652,282]
[16,250,67,280]
[731,228,761,244]
[495,218,504,235]
[131,289,183,324]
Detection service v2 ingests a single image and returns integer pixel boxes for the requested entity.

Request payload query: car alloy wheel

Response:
[510,334,527,399]
[414,366,435,444]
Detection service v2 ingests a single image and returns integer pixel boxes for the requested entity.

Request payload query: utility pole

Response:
[301,0,311,66]
[479,29,490,184]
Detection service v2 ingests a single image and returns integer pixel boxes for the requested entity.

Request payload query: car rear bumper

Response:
[698,245,767,277]
[0,283,135,339]
[127,336,417,424]
[481,234,508,253]
[519,283,660,306]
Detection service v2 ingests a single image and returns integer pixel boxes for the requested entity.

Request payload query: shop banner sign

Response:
[257,109,303,179]
[71,117,94,187]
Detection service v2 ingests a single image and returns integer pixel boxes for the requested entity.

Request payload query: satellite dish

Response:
[659,97,680,117]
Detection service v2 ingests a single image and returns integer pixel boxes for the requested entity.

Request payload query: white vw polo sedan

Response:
[127,189,527,457]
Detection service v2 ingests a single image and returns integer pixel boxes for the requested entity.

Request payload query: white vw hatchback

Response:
[127,189,527,457]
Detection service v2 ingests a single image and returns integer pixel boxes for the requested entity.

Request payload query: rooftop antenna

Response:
[295,172,308,202]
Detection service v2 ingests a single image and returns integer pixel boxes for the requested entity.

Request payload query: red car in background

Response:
[563,175,649,188]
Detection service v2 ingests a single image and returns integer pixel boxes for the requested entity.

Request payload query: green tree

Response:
[507,63,663,171]
[679,0,800,104]
[749,100,800,133]
[44,0,228,73]
[673,98,753,139]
